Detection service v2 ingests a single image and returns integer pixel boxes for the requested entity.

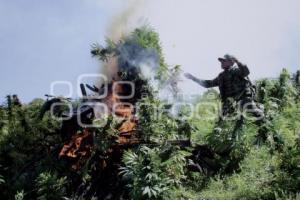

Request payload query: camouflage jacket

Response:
[194,63,252,101]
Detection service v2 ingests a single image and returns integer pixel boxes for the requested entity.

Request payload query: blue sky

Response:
[1,0,300,102]
[0,0,125,102]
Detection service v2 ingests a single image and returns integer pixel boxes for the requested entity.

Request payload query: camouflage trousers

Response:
[219,93,283,147]
[221,95,265,122]
[220,93,266,136]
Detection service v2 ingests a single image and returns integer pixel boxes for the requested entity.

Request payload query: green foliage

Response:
[1,24,300,199]
[35,172,67,200]
[14,190,25,200]
[200,142,300,200]
[206,119,254,173]
[0,69,299,199]
[136,96,192,142]
[119,94,193,199]
[92,26,177,87]
[93,114,120,153]
[120,146,188,199]
[196,69,300,200]
[256,69,297,110]
[130,26,169,81]
[275,134,300,194]
[275,69,297,108]
[0,97,63,199]
[200,147,278,200]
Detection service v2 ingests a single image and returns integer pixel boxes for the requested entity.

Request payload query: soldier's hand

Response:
[230,56,238,63]
[184,73,195,80]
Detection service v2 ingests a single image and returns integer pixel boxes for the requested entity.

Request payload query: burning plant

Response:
[40,27,161,197]
[38,26,217,199]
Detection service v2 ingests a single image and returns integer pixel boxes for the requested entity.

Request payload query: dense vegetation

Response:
[0,27,299,199]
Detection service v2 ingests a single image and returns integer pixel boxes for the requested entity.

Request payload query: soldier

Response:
[185,54,264,119]
[184,55,271,146]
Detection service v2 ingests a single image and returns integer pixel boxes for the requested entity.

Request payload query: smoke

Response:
[94,1,191,119]
[117,42,159,77]
[97,0,166,88]
[106,0,144,41]
[98,37,160,85]
[99,0,150,82]
[97,1,181,101]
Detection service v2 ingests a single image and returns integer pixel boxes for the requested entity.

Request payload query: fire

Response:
[103,79,138,144]
[59,74,138,170]
[58,129,93,158]
[59,129,93,170]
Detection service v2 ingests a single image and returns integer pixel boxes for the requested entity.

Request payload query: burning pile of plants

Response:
[50,26,199,199]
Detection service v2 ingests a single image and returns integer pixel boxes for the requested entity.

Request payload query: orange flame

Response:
[59,76,138,170]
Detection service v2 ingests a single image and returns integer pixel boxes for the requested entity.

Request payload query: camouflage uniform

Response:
[191,62,264,120]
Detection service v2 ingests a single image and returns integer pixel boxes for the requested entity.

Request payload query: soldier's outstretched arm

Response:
[184,73,219,88]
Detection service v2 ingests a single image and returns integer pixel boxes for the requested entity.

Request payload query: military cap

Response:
[218,54,235,62]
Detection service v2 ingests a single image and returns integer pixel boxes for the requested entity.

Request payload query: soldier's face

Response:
[221,60,234,69]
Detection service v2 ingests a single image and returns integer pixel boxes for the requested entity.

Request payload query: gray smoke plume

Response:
[116,42,159,77]
[99,0,147,81]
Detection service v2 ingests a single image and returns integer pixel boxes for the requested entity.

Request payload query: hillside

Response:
[0,27,300,200]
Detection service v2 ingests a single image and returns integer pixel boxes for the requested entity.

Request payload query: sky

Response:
[0,0,300,102]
